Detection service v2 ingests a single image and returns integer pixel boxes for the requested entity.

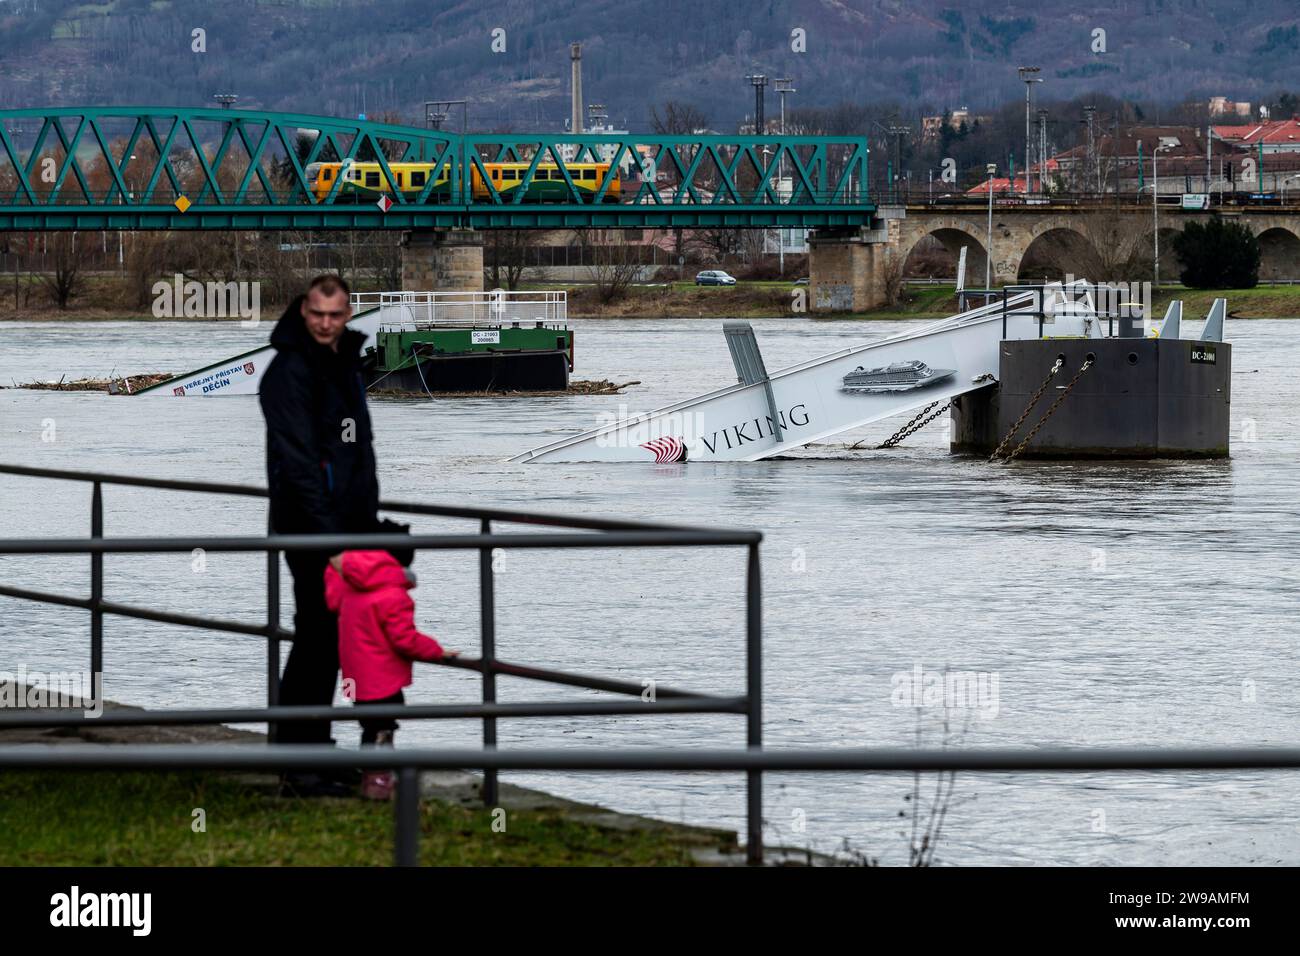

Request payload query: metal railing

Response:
[985,282,1119,339]
[2,743,1299,866]
[4,462,1298,867]
[0,463,764,862]
[350,289,568,328]
[891,187,1300,209]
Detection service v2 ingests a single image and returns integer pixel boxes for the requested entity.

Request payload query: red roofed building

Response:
[1213,118,1300,154]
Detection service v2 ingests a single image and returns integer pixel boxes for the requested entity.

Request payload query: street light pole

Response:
[1152,142,1170,289]
[986,163,996,288]
[745,74,768,133]
[1018,67,1042,194]
[1037,108,1049,194]
[886,123,910,201]
[1282,174,1300,203]
[774,78,795,268]
[1083,105,1096,196]
[774,78,795,144]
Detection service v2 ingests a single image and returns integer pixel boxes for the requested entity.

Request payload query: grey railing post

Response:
[746,541,763,865]
[90,481,103,682]
[480,518,498,806]
[394,766,419,866]
[266,512,281,729]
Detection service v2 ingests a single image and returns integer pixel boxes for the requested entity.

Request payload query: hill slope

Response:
[0,0,1296,130]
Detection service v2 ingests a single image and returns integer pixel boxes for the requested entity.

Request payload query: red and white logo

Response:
[640,436,688,463]
[172,386,185,396]
[375,195,393,213]
[243,362,255,375]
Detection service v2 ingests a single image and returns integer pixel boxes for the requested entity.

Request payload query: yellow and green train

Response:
[305,160,622,204]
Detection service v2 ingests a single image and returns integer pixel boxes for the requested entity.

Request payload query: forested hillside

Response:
[0,0,1296,131]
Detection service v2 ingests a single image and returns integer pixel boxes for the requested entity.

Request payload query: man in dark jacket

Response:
[259,274,379,788]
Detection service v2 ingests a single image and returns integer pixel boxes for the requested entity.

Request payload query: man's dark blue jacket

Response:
[259,296,379,536]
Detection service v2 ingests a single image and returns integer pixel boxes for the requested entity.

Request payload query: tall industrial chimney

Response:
[570,42,583,134]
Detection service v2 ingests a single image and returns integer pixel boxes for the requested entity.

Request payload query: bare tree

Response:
[1031,208,1152,282]
[649,101,710,135]
[126,232,172,308]
[880,249,907,307]
[363,232,403,291]
[577,228,644,303]
[0,233,26,311]
[688,227,744,264]
[485,229,539,290]
[39,232,89,309]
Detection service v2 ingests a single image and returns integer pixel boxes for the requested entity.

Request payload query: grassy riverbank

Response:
[0,685,759,867]
[818,283,1300,321]
[6,274,1300,321]
[0,769,726,866]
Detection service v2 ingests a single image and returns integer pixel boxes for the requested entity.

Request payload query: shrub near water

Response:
[1173,218,1261,289]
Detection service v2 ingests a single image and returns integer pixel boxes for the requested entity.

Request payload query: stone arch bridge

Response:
[808,203,1300,312]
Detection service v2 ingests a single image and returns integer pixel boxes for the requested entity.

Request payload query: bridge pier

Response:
[807,207,905,313]
[401,230,484,292]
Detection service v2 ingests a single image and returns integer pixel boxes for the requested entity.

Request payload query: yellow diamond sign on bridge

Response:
[173,195,192,213]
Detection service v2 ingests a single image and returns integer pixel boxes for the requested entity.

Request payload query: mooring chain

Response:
[988,358,1063,461]
[1004,358,1094,462]
[877,400,953,449]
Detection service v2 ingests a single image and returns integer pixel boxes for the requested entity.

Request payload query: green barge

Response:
[135,291,574,398]
[366,321,574,392]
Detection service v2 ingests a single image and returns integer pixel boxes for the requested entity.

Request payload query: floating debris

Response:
[368,379,641,399]
[3,375,638,397]
[3,373,176,393]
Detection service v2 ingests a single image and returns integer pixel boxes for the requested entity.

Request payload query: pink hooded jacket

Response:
[324,550,445,702]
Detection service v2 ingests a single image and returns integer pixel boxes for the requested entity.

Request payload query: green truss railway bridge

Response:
[0,106,901,309]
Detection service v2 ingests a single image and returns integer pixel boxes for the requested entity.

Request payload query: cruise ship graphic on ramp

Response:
[840,359,956,394]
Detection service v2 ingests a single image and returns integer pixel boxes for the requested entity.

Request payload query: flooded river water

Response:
[2,314,1297,865]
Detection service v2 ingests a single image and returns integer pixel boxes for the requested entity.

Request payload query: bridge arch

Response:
[1016,226,1097,282]
[898,219,991,286]
[1006,215,1106,281]
[1012,215,1175,285]
[1255,225,1300,281]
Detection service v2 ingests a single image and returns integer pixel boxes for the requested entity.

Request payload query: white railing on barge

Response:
[350,290,567,329]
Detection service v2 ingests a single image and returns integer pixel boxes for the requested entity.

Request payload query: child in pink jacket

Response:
[325,548,457,800]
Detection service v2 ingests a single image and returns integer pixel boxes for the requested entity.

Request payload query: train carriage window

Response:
[503,169,518,180]
[533,169,548,180]
[582,169,596,180]
[365,171,380,188]
[396,172,404,186]
[411,171,426,187]
[322,168,333,181]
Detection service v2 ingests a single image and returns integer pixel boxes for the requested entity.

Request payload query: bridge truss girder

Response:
[0,107,875,231]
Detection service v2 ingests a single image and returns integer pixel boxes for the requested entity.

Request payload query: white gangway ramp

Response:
[512,285,1099,463]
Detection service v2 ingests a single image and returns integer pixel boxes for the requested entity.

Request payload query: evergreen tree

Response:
[1173,218,1260,289]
